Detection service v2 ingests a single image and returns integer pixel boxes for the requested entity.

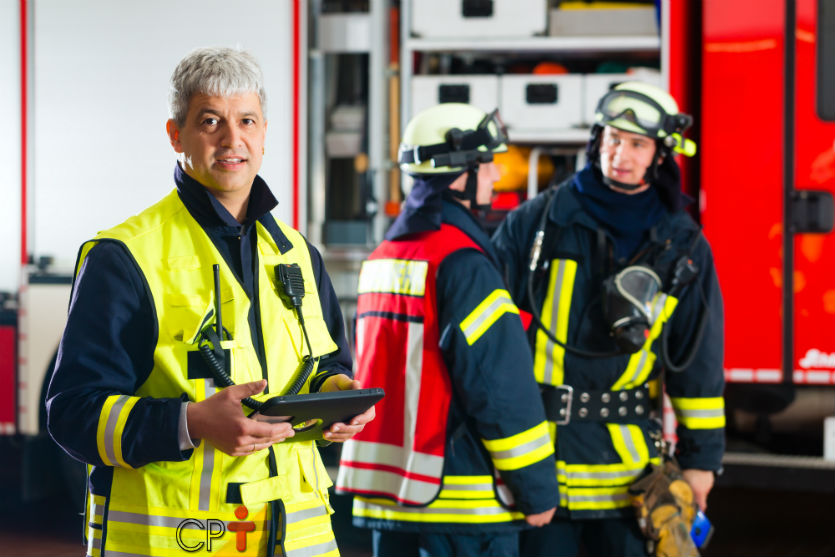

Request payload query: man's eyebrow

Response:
[196,108,221,118]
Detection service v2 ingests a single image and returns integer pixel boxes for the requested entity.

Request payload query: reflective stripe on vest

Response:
[281,498,339,557]
[87,493,337,557]
[339,439,443,503]
[86,494,105,557]
[194,379,217,512]
[77,189,337,556]
[95,498,273,556]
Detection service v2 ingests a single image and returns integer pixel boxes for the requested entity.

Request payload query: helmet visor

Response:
[596,89,692,138]
[398,108,509,172]
[477,109,509,151]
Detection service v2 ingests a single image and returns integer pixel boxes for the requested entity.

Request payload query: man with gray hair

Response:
[47,46,372,557]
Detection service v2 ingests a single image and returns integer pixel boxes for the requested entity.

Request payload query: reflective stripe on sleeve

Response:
[482,421,554,471]
[670,396,726,429]
[96,394,139,468]
[459,289,520,345]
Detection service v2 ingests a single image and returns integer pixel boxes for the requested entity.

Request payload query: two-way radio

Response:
[197,263,316,410]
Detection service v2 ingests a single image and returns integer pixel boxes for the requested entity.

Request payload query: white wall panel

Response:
[31,0,294,270]
[0,0,21,292]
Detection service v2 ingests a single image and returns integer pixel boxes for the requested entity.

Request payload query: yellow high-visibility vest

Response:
[79,189,340,557]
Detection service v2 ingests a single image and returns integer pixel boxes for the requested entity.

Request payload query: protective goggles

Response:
[474,108,509,151]
[398,109,508,168]
[595,89,693,139]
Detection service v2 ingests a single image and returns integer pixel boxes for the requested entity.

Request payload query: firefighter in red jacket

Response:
[336,103,559,556]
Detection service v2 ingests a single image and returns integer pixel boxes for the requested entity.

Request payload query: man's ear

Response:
[166,119,183,153]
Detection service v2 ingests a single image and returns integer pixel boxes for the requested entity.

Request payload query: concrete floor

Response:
[0,486,832,557]
[1,437,832,557]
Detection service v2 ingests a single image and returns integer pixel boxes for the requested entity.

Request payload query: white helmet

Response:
[398,103,508,175]
[594,81,697,157]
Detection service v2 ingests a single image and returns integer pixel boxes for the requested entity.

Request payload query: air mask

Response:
[602,265,663,354]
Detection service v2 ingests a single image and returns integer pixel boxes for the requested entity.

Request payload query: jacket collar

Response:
[547,174,697,243]
[385,173,460,240]
[174,163,278,229]
[441,200,499,262]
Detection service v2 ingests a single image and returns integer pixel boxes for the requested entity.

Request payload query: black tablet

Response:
[249,388,384,442]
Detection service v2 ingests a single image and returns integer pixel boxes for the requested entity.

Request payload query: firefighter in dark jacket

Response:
[336,103,559,557]
[492,82,725,557]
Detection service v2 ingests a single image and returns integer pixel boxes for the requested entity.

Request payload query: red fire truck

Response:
[669,0,835,486]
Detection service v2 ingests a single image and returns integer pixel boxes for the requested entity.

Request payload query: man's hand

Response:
[525,506,556,527]
[682,468,715,511]
[319,374,376,442]
[187,379,295,456]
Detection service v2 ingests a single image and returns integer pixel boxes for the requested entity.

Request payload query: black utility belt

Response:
[541,384,651,425]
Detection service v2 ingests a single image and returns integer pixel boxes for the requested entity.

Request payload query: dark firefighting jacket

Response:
[336,198,559,533]
[492,176,725,519]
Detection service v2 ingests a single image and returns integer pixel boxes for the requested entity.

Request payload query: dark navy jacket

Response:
[493,175,725,519]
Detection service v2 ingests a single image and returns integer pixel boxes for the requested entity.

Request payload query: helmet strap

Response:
[601,175,646,192]
[448,164,490,210]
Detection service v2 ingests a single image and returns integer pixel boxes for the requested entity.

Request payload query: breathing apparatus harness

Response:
[525,187,709,369]
[398,109,508,211]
